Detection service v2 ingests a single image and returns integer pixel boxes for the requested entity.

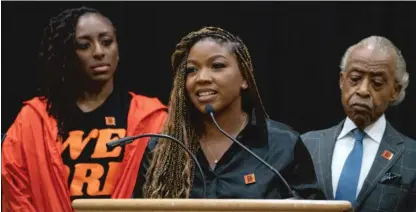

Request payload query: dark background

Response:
[2,2,415,138]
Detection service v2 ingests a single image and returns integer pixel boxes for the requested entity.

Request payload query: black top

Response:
[62,89,132,200]
[133,115,325,199]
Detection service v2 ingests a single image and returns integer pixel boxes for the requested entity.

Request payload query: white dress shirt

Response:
[332,114,386,198]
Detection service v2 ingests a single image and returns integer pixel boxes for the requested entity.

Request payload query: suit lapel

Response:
[319,121,344,199]
[355,122,405,209]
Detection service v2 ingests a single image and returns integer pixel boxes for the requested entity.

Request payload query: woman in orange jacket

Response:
[1,6,167,211]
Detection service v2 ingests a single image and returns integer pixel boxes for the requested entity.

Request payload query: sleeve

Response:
[1,112,37,212]
[283,136,326,200]
[132,137,158,198]
[130,108,166,198]
[403,176,416,212]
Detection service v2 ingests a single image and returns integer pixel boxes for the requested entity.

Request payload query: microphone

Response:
[205,104,301,199]
[106,133,207,198]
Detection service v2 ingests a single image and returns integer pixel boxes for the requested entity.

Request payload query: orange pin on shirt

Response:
[105,117,116,126]
[382,150,394,160]
[244,173,256,185]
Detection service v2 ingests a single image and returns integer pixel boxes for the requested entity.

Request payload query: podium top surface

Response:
[72,199,352,212]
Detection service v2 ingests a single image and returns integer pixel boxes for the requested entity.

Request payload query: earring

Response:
[241,83,248,89]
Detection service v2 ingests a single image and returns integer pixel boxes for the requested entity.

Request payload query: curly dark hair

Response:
[143,26,269,198]
[38,6,115,139]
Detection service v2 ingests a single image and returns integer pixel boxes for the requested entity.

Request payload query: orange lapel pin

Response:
[105,116,116,126]
[244,173,256,185]
[381,150,394,160]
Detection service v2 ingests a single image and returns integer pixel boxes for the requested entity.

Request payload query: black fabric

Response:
[61,89,132,200]
[133,116,326,199]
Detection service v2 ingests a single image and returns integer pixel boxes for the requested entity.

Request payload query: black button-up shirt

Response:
[133,117,325,199]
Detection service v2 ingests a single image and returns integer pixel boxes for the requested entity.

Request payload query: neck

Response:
[78,78,114,102]
[202,106,247,141]
[76,79,114,112]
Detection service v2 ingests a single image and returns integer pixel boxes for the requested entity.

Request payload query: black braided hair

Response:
[38,6,113,139]
[143,26,269,198]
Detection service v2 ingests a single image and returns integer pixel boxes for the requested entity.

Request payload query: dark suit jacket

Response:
[302,120,416,212]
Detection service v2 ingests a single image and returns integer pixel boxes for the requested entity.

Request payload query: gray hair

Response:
[340,36,409,106]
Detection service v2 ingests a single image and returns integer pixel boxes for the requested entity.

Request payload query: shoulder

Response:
[5,97,51,144]
[400,135,416,169]
[266,118,299,140]
[387,124,416,148]
[301,123,340,142]
[264,119,314,163]
[126,93,168,133]
[403,136,416,147]
[265,119,302,152]
[301,129,330,141]
[128,92,168,120]
[16,97,49,123]
[300,127,336,153]
[129,92,167,111]
[402,136,416,156]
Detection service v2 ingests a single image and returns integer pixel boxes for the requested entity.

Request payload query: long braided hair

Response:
[143,27,269,198]
[38,6,114,139]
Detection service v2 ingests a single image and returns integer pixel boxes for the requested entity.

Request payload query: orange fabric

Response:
[1,93,167,212]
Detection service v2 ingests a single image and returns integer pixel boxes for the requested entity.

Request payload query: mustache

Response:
[349,98,373,110]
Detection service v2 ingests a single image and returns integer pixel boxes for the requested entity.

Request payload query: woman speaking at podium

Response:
[133,27,325,200]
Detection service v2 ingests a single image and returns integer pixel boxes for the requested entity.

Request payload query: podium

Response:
[72,199,352,212]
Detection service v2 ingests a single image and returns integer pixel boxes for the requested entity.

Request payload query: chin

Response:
[90,75,113,82]
[197,103,214,114]
[349,112,372,128]
[191,101,217,115]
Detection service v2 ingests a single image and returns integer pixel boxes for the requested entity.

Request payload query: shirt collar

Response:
[236,109,268,147]
[338,114,386,143]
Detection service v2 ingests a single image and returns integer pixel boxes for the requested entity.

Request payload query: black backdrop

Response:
[2,2,415,139]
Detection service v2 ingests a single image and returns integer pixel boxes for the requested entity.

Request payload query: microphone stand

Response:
[107,133,207,198]
[205,105,301,199]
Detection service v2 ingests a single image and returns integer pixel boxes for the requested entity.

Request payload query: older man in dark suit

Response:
[302,36,416,212]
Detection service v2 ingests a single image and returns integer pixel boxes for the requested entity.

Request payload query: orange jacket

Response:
[2,93,167,212]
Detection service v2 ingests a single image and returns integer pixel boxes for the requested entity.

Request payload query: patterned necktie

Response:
[335,128,366,206]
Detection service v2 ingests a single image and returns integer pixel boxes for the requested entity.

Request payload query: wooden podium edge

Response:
[72,199,352,211]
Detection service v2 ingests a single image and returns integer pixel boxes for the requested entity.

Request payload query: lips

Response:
[91,63,110,72]
[195,89,218,102]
